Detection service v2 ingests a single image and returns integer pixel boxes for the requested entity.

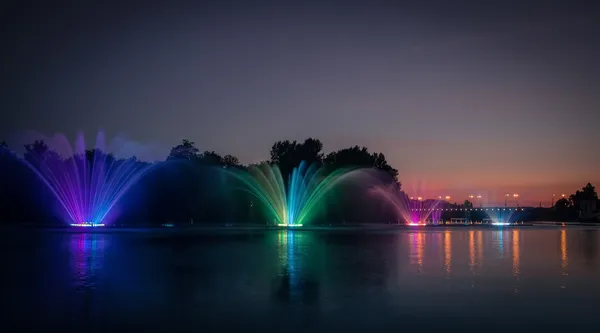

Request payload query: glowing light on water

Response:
[561,229,568,270]
[494,231,505,259]
[408,232,425,266]
[407,222,426,226]
[469,230,476,271]
[224,161,360,226]
[512,230,520,277]
[477,231,484,265]
[491,222,511,226]
[70,222,105,227]
[443,231,452,275]
[23,132,154,226]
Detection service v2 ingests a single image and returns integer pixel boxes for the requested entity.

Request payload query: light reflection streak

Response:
[512,230,520,277]
[408,232,425,267]
[493,231,505,259]
[476,231,483,267]
[417,232,424,267]
[469,230,476,272]
[561,229,568,271]
[443,231,452,275]
[277,230,300,297]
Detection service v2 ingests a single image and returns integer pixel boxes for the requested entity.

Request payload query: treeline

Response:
[0,138,598,225]
[0,138,402,225]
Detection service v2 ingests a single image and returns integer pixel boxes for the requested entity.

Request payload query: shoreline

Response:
[2,221,600,233]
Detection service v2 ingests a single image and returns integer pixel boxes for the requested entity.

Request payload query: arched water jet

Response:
[369,184,442,226]
[22,132,156,226]
[223,161,365,227]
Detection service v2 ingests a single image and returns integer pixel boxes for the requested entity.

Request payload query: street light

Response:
[513,193,519,207]
[445,196,451,201]
[505,193,510,207]
[476,195,482,207]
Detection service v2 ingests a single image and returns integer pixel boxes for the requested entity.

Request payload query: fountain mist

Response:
[23,132,154,226]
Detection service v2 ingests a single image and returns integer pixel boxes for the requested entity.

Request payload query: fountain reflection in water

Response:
[493,230,505,259]
[272,230,319,305]
[70,233,106,292]
[408,232,425,267]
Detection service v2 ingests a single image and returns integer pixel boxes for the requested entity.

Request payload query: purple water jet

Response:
[369,184,442,225]
[23,132,154,226]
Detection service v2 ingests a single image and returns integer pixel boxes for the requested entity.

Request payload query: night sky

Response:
[1,0,599,206]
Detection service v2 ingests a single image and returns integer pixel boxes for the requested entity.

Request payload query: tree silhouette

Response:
[569,183,598,211]
[222,155,240,168]
[463,200,473,208]
[555,197,571,210]
[324,146,399,182]
[167,139,200,161]
[270,138,324,179]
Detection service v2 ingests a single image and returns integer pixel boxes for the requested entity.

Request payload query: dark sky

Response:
[1,0,599,205]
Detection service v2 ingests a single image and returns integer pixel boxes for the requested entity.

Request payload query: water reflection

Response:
[492,230,505,259]
[477,231,484,267]
[408,232,424,267]
[582,230,598,267]
[469,230,476,272]
[512,230,520,278]
[70,233,106,292]
[443,231,451,275]
[272,231,319,305]
[561,229,568,272]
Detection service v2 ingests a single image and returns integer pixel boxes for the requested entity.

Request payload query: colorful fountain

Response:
[369,184,442,226]
[23,132,154,227]
[223,161,360,227]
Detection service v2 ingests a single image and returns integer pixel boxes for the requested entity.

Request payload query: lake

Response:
[2,226,599,332]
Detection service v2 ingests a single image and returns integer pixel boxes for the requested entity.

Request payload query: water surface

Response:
[2,227,599,332]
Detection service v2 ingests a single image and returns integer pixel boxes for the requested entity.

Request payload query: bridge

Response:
[409,207,526,212]
[406,206,529,224]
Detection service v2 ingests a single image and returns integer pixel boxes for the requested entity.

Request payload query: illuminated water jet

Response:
[369,184,441,226]
[23,132,155,226]
[224,161,360,226]
[484,208,517,225]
